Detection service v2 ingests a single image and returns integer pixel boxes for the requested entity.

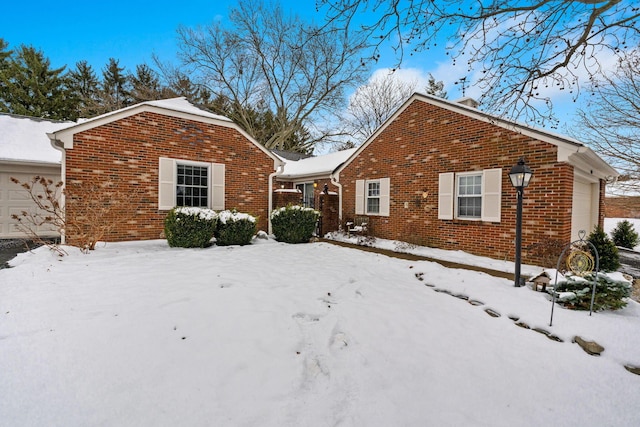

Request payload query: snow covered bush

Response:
[611,220,639,249]
[214,210,256,246]
[271,204,320,243]
[164,207,218,248]
[553,273,631,311]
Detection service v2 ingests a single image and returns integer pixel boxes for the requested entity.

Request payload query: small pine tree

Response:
[611,220,639,249]
[587,226,620,272]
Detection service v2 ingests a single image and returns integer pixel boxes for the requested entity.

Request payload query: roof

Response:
[334,92,618,180]
[48,97,283,166]
[278,148,357,180]
[0,113,71,165]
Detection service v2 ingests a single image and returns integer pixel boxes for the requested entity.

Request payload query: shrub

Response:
[611,220,639,249]
[164,207,217,248]
[271,204,320,243]
[215,210,256,246]
[554,273,631,311]
[587,226,620,272]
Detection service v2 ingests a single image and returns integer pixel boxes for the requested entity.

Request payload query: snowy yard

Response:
[1,238,640,426]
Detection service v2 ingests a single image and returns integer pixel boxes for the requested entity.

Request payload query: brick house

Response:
[605,179,640,218]
[275,148,356,209]
[48,98,284,244]
[331,93,618,263]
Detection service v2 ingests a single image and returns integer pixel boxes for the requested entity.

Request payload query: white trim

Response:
[455,172,483,220]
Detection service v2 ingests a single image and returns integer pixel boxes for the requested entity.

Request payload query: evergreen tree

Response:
[67,60,101,117]
[425,73,447,99]
[611,220,639,250]
[587,226,620,272]
[130,64,163,103]
[0,38,13,111]
[100,58,131,112]
[0,44,76,120]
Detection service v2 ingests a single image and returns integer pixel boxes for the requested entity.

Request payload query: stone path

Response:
[413,272,640,377]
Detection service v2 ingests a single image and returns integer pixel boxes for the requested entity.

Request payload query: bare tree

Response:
[343,72,417,141]
[174,0,368,152]
[318,0,640,125]
[572,49,640,180]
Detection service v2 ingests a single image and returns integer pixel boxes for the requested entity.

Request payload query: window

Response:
[438,169,502,222]
[158,157,225,211]
[355,178,390,216]
[366,181,381,214]
[456,173,482,218]
[177,164,209,207]
[295,182,315,208]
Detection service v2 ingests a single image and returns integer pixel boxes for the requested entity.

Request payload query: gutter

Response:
[47,134,67,244]
[268,161,286,235]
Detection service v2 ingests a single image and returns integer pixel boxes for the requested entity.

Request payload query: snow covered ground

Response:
[2,238,640,426]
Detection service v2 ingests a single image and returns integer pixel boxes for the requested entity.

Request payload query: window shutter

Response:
[379,177,390,216]
[211,163,225,211]
[438,172,454,220]
[158,157,175,210]
[482,168,502,222]
[355,179,365,214]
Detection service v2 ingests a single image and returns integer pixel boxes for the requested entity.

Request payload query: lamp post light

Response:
[509,158,534,287]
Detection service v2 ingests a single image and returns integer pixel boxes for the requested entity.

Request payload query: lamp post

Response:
[509,158,534,287]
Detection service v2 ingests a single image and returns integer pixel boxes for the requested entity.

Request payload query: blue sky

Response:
[4,0,585,127]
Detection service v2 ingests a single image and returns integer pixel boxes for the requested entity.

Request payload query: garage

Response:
[571,174,599,242]
[0,113,67,239]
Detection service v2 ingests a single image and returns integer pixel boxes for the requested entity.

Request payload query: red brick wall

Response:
[339,99,581,264]
[605,196,640,218]
[64,111,276,243]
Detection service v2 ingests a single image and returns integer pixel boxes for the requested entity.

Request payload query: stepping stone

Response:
[424,283,436,288]
[508,315,520,321]
[485,308,501,318]
[532,327,551,336]
[434,288,452,295]
[573,336,605,356]
[515,321,530,329]
[624,365,640,376]
[547,334,564,343]
[468,299,484,306]
[454,293,469,300]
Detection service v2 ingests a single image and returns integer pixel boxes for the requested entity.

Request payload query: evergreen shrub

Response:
[587,226,620,272]
[611,220,639,249]
[271,204,320,243]
[215,210,256,246]
[164,207,217,248]
[554,273,631,311]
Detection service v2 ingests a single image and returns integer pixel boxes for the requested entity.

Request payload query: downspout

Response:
[47,133,66,244]
[268,161,285,235]
[330,170,343,229]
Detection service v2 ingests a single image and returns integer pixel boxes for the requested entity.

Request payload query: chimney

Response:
[456,97,479,109]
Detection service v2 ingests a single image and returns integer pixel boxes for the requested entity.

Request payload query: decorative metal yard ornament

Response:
[509,158,534,287]
[549,230,600,327]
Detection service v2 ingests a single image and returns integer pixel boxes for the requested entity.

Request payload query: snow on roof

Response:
[53,98,231,135]
[0,113,71,164]
[279,148,357,179]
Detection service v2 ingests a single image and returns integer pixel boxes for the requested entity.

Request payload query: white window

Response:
[355,178,390,216]
[438,169,502,222]
[366,181,381,214]
[456,173,482,219]
[158,157,225,210]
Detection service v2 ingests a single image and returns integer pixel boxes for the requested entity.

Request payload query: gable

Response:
[334,93,617,181]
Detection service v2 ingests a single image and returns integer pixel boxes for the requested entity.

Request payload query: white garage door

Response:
[571,178,599,242]
[0,165,61,239]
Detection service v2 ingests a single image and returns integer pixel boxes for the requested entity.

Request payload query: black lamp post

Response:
[509,158,534,287]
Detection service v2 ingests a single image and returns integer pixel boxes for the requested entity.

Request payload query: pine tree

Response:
[424,73,447,99]
[0,44,76,119]
[67,60,101,117]
[611,220,639,250]
[0,38,13,112]
[130,64,163,103]
[100,58,131,112]
[587,226,620,272]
